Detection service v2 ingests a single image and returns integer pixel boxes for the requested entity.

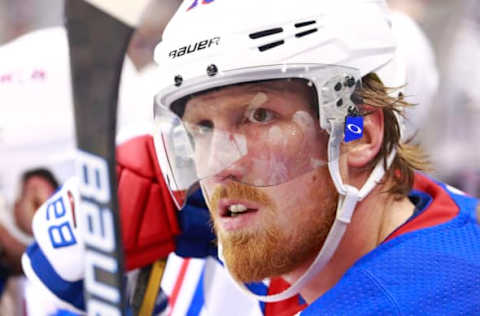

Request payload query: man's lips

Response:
[215,198,262,231]
[218,198,260,218]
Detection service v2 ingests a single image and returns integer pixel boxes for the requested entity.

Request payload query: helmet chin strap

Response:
[218,123,396,303]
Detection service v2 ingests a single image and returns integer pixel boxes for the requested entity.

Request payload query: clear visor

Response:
[154,64,361,208]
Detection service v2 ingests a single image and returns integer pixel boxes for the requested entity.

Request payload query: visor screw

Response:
[174,75,183,87]
[345,76,356,88]
[334,82,343,92]
[207,64,218,77]
[348,106,357,115]
[336,98,344,107]
[351,93,363,105]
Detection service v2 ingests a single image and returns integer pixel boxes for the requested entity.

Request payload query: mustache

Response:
[208,181,276,212]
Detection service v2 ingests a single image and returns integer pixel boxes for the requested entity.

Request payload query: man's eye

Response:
[191,120,213,137]
[247,108,276,123]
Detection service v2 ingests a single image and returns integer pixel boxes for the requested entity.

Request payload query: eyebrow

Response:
[243,81,292,93]
[180,79,311,118]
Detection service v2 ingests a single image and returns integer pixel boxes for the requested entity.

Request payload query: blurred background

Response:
[0,0,479,314]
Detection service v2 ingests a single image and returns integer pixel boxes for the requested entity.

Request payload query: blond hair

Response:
[359,73,431,198]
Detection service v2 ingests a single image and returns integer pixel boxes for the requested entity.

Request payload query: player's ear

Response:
[347,108,384,168]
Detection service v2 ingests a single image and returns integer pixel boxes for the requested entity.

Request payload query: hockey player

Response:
[151,0,480,313]
[23,0,480,314]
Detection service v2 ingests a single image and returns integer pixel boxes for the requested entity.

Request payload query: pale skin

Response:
[182,79,416,303]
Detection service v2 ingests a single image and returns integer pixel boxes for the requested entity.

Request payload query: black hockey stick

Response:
[65,0,150,314]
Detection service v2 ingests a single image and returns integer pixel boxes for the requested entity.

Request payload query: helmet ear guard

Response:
[318,73,362,132]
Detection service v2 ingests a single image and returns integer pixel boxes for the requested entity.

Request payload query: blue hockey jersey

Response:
[300,173,480,315]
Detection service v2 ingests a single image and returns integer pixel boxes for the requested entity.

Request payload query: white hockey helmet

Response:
[153,0,404,302]
[155,0,400,85]
[154,0,404,90]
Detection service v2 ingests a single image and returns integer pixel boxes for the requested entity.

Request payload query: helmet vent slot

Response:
[294,20,316,28]
[249,28,283,39]
[295,28,318,38]
[258,40,285,52]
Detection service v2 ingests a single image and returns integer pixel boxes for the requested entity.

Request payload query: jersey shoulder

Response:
[303,175,480,315]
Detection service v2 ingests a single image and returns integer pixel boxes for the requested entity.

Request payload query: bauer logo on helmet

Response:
[168,37,220,59]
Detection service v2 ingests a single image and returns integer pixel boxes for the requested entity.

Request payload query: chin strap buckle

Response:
[337,185,360,224]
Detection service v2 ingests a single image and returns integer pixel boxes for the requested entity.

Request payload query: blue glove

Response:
[175,189,217,259]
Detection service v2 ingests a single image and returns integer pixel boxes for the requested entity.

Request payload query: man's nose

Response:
[204,129,248,179]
